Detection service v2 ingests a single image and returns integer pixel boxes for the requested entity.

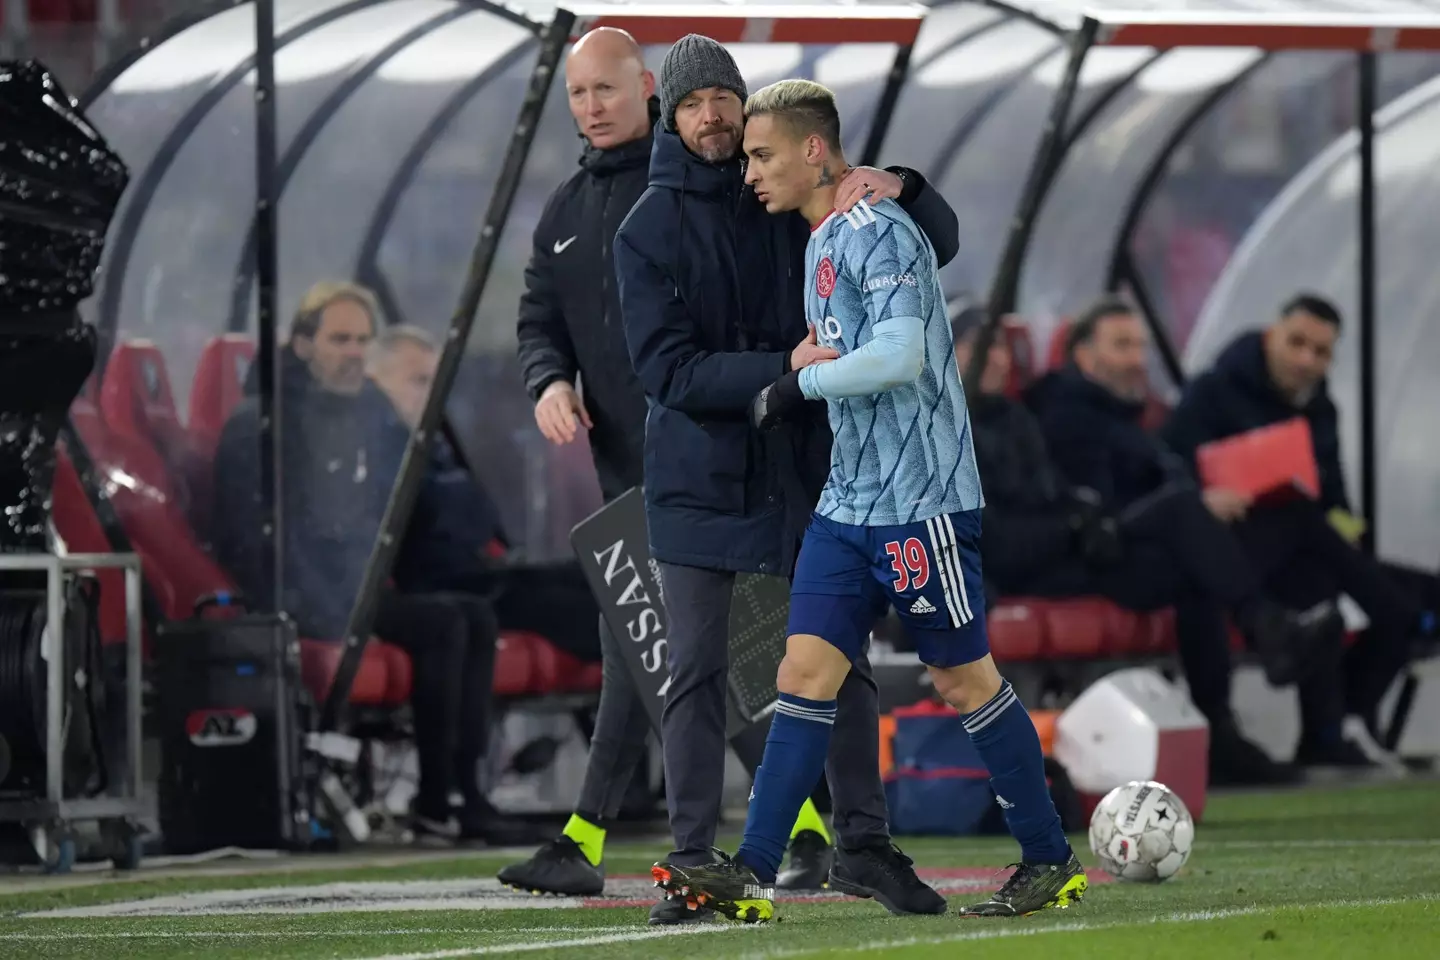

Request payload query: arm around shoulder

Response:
[888,166,959,268]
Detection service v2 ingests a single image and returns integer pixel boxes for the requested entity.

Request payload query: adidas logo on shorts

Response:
[909,595,936,615]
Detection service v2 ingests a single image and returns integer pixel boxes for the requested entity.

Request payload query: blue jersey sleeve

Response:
[798,317,924,400]
[847,214,931,326]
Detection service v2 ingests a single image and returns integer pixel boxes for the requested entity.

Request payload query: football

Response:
[1088,779,1194,882]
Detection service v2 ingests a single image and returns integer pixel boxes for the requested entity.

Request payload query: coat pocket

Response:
[644,405,748,516]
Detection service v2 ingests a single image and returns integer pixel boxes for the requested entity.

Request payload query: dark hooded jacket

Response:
[1026,367,1188,512]
[969,393,1074,579]
[392,434,507,594]
[615,123,961,574]
[1162,330,1349,511]
[515,100,660,501]
[211,350,409,636]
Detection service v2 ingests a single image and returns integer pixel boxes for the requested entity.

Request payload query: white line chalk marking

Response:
[735,894,1440,959]
[0,926,637,942]
[352,924,746,960]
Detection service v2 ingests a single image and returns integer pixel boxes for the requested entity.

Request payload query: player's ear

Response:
[806,133,825,166]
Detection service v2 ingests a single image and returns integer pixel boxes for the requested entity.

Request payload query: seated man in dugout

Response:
[366,323,603,666]
[211,280,538,846]
[1020,296,1426,778]
[953,304,1296,786]
[1162,292,1436,769]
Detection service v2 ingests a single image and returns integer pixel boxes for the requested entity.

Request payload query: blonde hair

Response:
[291,280,382,339]
[744,79,841,152]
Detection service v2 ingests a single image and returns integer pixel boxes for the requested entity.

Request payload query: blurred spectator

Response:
[1162,293,1435,766]
[368,324,602,663]
[954,305,1296,786]
[1028,297,1425,772]
[211,281,536,846]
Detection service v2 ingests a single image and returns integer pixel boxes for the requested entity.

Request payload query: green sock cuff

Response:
[790,798,832,845]
[562,813,606,866]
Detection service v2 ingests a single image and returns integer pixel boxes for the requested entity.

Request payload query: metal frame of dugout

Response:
[0,552,147,872]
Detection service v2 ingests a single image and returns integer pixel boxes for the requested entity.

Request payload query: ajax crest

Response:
[816,257,836,298]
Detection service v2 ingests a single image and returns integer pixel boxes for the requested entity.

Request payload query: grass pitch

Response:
[0,780,1435,959]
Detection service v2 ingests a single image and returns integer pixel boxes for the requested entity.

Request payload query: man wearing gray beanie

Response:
[616,33,962,924]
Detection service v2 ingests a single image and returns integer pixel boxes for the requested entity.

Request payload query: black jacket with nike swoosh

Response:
[515,102,660,502]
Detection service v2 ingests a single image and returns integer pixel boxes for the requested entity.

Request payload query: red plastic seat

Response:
[189,334,255,465]
[988,601,1046,661]
[999,320,1035,399]
[300,638,410,707]
[53,444,141,647]
[100,341,194,471]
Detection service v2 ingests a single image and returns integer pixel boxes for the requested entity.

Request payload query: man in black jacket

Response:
[370,325,603,664]
[1163,294,1433,764]
[952,307,1291,785]
[1030,297,1424,771]
[506,29,836,909]
[617,35,962,921]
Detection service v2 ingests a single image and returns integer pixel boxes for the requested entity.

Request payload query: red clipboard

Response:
[1196,417,1320,503]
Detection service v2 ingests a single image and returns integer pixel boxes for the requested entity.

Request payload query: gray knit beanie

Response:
[660,34,748,133]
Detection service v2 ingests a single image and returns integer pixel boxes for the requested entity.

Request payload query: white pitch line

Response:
[1203,838,1440,849]
[0,926,640,942]
[735,893,1440,960]
[352,924,748,960]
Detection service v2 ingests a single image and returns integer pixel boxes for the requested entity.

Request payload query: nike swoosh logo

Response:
[553,236,577,254]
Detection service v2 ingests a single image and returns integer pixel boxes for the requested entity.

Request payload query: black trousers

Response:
[422,561,604,664]
[374,590,498,820]
[998,486,1257,718]
[1234,500,1421,732]
[996,489,1420,739]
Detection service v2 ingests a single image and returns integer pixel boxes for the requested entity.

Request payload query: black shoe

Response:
[652,853,774,923]
[497,836,604,896]
[1294,736,1377,769]
[1239,600,1341,687]
[1208,717,1300,787]
[828,840,946,915]
[411,814,459,849]
[647,895,720,925]
[777,830,833,891]
[460,813,550,848]
[959,852,1087,917]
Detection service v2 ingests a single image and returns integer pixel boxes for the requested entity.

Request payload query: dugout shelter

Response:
[61,0,1440,743]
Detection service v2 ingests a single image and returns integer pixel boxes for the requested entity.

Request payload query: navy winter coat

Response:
[1162,331,1350,512]
[615,125,960,574]
[1025,367,1188,512]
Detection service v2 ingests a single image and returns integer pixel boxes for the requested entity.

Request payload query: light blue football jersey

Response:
[804,198,984,526]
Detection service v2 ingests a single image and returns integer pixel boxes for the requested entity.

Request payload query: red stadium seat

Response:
[99,340,203,514]
[52,443,141,648]
[300,638,411,707]
[999,320,1035,398]
[988,601,1046,662]
[189,334,255,465]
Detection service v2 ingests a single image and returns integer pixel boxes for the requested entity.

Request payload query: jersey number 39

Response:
[884,538,930,591]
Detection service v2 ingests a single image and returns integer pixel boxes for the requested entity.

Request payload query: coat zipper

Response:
[601,178,614,329]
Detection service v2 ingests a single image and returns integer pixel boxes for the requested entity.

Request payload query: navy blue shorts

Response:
[787,509,987,669]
